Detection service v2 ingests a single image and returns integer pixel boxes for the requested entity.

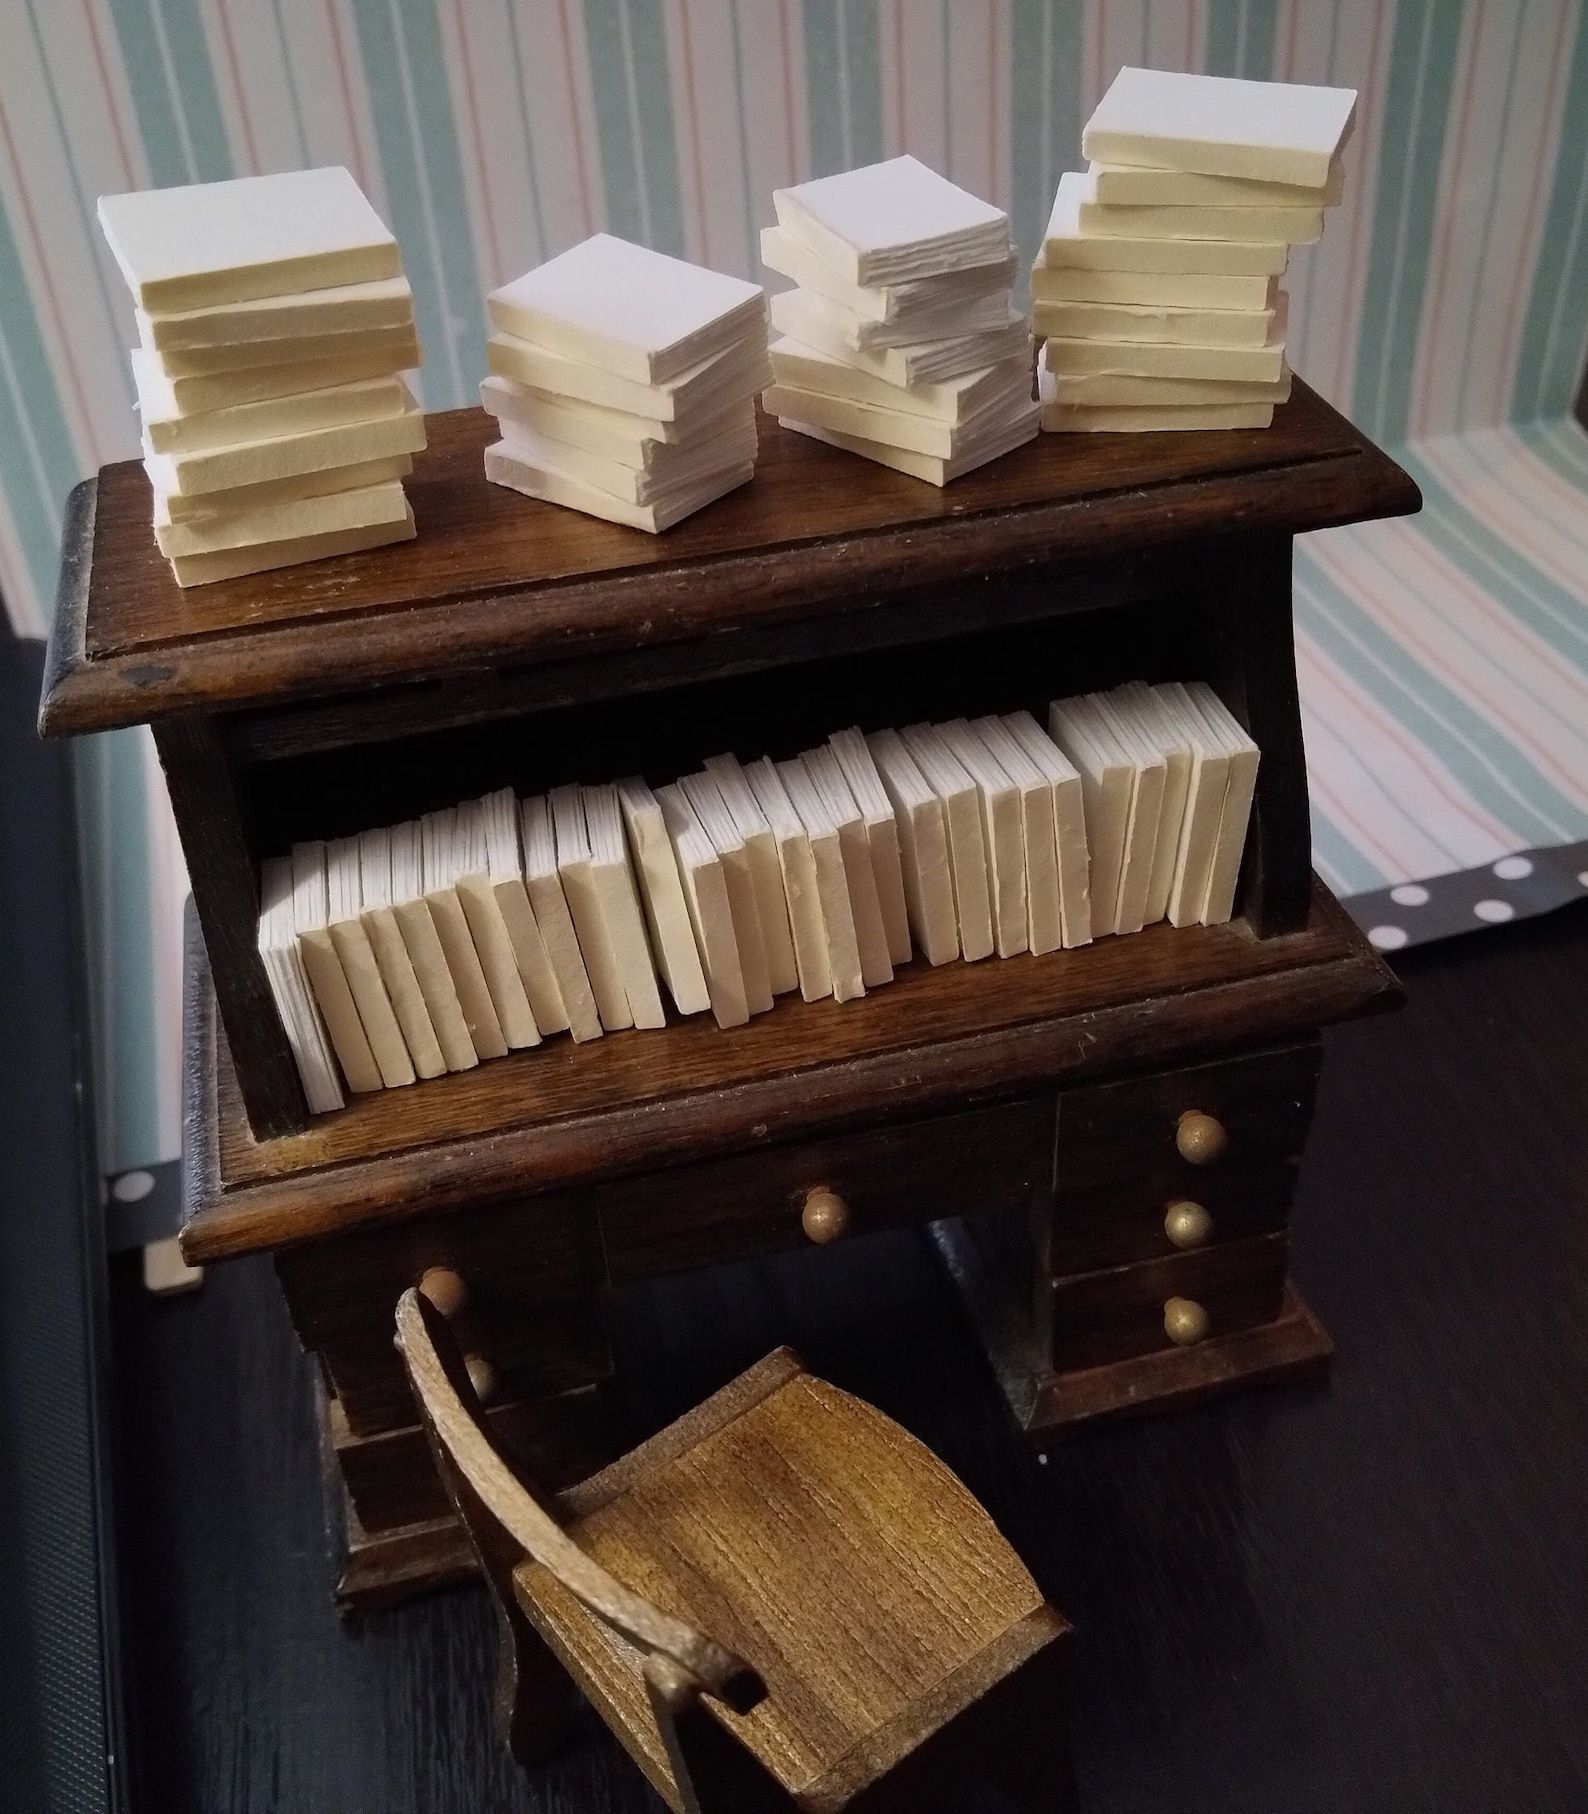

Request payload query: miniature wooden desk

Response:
[42,384,1418,1605]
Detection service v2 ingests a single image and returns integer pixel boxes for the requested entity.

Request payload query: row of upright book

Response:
[260,682,1260,1112]
[97,67,1359,581]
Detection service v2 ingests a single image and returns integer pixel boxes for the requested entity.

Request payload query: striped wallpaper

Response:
[0,0,1583,1169]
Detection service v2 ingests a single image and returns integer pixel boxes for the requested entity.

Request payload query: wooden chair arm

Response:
[395,1289,764,1713]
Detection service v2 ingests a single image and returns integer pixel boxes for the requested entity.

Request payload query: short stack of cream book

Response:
[1034,68,1355,433]
[761,155,1038,484]
[481,234,769,532]
[255,688,1257,1109]
[97,167,425,586]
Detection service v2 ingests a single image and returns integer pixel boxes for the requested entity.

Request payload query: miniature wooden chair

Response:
[396,1288,1073,1812]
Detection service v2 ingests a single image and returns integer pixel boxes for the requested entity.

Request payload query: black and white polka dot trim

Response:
[1343,841,1588,952]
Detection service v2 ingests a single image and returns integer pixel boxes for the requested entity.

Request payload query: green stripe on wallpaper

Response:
[1206,0,1277,79]
[1352,0,1463,444]
[1008,0,1082,263]
[107,0,233,185]
[501,1,549,259]
[1452,0,1527,430]
[622,0,685,255]
[581,0,686,256]
[726,0,761,274]
[23,2,134,410]
[1511,3,1588,421]
[803,0,883,175]
[1310,803,1392,896]
[267,0,313,168]
[0,207,82,601]
[349,0,484,406]
[1407,457,1588,670]
[1296,557,1587,848]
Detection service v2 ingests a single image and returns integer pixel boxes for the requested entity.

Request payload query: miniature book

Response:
[291,839,383,1094]
[421,807,509,1061]
[521,795,604,1043]
[679,771,774,1015]
[357,825,447,1080]
[325,833,416,1088]
[655,783,749,1029]
[742,755,834,1002]
[777,757,866,1002]
[98,166,400,311]
[1082,66,1356,187]
[257,854,344,1113]
[702,753,801,996]
[898,724,994,962]
[866,728,959,965]
[617,775,712,1017]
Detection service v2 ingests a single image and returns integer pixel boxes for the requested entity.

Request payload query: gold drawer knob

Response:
[418,1266,469,1319]
[801,1187,851,1245]
[1164,1201,1213,1249]
[1176,1110,1229,1166]
[1164,1297,1210,1346]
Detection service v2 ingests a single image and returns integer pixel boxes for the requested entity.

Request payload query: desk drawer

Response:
[277,1189,611,1436]
[1048,1041,1320,1275]
[1050,1232,1289,1372]
[599,1094,1056,1286]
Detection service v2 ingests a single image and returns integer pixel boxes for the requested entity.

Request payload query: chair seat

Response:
[515,1352,1049,1803]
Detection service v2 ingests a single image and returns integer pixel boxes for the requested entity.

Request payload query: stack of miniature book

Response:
[481,235,769,532]
[760,156,1037,484]
[1035,68,1355,432]
[98,167,425,586]
[258,682,1259,1112]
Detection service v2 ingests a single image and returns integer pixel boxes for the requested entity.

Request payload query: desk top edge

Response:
[42,380,1419,738]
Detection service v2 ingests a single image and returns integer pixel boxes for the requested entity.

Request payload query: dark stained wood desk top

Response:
[113,901,1588,1812]
[41,381,1417,736]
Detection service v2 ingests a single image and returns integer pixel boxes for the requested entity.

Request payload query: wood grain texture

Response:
[109,901,1588,1812]
[40,382,1418,737]
[537,1367,1068,1809]
[183,884,1399,1260]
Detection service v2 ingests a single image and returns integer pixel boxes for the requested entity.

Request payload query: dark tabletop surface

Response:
[112,897,1588,1814]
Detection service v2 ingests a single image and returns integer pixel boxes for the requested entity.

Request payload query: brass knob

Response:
[1164,1297,1210,1346]
[801,1187,851,1244]
[464,1353,498,1404]
[1176,1110,1228,1166]
[418,1265,469,1318]
[1164,1200,1213,1249]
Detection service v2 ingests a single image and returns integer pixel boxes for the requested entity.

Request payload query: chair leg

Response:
[490,1583,576,1767]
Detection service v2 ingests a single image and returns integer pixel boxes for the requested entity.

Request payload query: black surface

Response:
[113,900,1588,1814]
[0,639,125,1812]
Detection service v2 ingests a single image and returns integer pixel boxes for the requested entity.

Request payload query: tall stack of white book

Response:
[257,685,1258,1113]
[97,167,426,586]
[761,156,1038,485]
[481,235,770,532]
[1034,69,1355,433]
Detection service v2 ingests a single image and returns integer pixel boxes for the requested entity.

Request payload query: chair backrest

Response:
[394,1287,764,1713]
